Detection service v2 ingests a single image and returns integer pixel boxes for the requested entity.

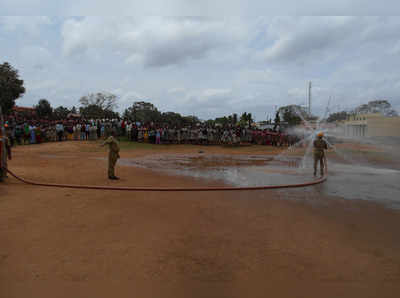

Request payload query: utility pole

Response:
[308,81,312,116]
[323,96,332,120]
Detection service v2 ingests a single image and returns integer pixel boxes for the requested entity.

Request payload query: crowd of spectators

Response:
[3,115,302,148]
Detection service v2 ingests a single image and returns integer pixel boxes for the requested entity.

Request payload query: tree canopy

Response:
[35,99,53,119]
[0,62,25,115]
[79,92,119,119]
[53,106,70,120]
[277,105,305,127]
[273,111,281,130]
[326,111,349,122]
[79,92,118,111]
[70,106,78,114]
[354,100,398,117]
[123,101,205,126]
[123,101,161,123]
[326,100,399,122]
[239,112,253,128]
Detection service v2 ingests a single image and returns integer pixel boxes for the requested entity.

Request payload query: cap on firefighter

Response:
[317,132,324,137]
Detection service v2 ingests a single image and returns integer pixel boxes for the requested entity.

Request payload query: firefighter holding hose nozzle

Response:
[313,132,328,177]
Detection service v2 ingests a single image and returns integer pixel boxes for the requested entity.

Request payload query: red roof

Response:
[13,106,36,112]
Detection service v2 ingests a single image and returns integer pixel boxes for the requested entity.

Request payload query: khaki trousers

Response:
[108,153,119,177]
[313,154,324,176]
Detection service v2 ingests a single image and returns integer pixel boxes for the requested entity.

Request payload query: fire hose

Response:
[3,167,327,192]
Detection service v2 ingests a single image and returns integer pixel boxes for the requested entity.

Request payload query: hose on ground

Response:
[3,167,327,192]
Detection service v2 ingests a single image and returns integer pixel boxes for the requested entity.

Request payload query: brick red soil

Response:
[1,141,400,298]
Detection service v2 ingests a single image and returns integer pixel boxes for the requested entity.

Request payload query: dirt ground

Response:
[1,141,400,298]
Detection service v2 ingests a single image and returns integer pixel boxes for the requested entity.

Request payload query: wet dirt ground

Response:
[120,152,400,209]
[1,141,400,298]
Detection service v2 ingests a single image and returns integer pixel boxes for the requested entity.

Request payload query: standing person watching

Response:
[56,122,64,142]
[100,132,120,180]
[15,123,23,145]
[80,122,85,140]
[126,122,132,141]
[1,125,12,179]
[23,122,29,144]
[85,122,90,140]
[97,120,101,139]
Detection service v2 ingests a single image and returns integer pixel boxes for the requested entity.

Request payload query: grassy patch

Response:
[79,137,312,156]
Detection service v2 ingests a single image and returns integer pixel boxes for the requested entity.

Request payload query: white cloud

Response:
[3,0,400,16]
[168,87,186,94]
[2,16,400,121]
[61,17,246,67]
[19,45,53,70]
[0,16,52,35]
[262,17,358,64]
[117,90,148,111]
[202,88,231,98]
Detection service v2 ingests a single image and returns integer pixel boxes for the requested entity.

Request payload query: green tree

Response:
[79,105,104,119]
[232,113,238,125]
[215,116,229,126]
[205,119,215,126]
[326,111,349,122]
[239,112,248,126]
[273,111,281,130]
[123,101,161,123]
[79,92,119,119]
[35,99,53,118]
[247,112,253,128]
[104,109,119,119]
[239,112,253,127]
[181,115,200,126]
[122,109,130,120]
[161,112,183,127]
[0,62,26,115]
[277,105,310,127]
[283,109,302,126]
[53,106,70,120]
[79,92,118,111]
[354,100,398,117]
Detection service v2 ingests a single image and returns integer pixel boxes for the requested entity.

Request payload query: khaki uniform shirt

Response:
[103,136,120,157]
[313,138,327,158]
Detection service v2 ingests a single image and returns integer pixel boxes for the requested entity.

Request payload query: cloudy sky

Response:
[1,16,400,121]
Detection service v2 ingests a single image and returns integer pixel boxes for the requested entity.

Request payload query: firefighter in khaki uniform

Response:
[313,132,328,177]
[100,132,120,180]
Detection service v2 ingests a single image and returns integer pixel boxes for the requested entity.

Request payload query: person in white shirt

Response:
[76,123,81,140]
[55,122,64,142]
[126,122,132,140]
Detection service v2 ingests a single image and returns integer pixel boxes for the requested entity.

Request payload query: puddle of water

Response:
[322,163,400,209]
[166,166,308,187]
[119,153,400,209]
[118,154,306,186]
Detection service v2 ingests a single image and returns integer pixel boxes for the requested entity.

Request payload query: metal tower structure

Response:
[308,81,312,116]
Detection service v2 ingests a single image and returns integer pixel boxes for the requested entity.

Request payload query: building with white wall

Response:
[342,113,400,137]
